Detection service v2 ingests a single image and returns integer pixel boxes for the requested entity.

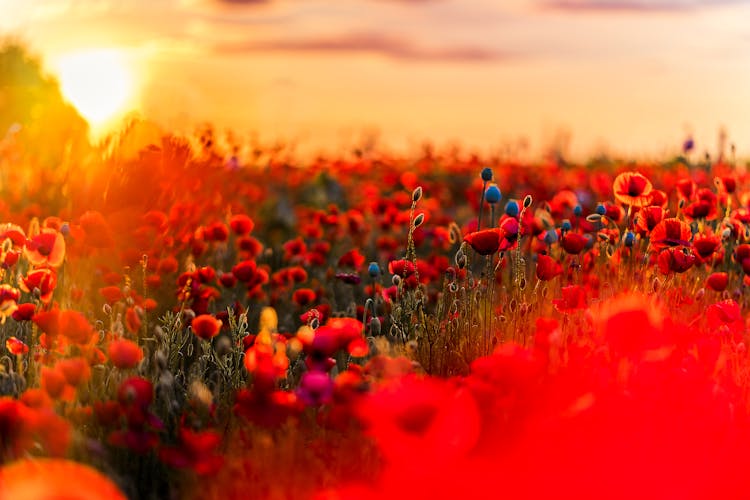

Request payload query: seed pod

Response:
[413,213,425,228]
[412,186,423,203]
[456,253,467,269]
[370,317,381,336]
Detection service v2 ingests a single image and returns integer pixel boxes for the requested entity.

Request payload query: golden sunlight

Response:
[53,49,135,127]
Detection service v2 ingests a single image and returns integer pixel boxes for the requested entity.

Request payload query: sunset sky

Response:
[2,0,749,160]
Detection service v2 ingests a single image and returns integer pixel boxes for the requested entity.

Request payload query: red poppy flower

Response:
[24,228,65,268]
[338,249,366,269]
[560,232,588,255]
[716,176,736,194]
[634,206,666,236]
[675,178,696,200]
[683,199,717,221]
[734,245,750,274]
[56,357,91,387]
[157,255,179,274]
[0,284,20,320]
[356,375,480,467]
[463,228,503,256]
[388,259,416,277]
[706,299,744,341]
[191,314,222,340]
[292,288,317,307]
[3,249,20,268]
[159,426,224,475]
[336,272,362,285]
[19,268,57,304]
[60,310,95,345]
[237,236,264,259]
[283,237,307,262]
[109,339,144,369]
[706,272,729,292]
[125,306,142,334]
[0,459,127,500]
[553,285,588,312]
[309,318,364,358]
[99,286,123,304]
[536,254,562,281]
[613,171,653,207]
[692,233,721,263]
[11,302,35,322]
[0,223,26,247]
[288,266,308,283]
[229,214,255,235]
[218,272,237,288]
[118,376,154,408]
[41,366,68,399]
[34,309,93,345]
[232,260,259,283]
[649,189,668,208]
[649,218,691,251]
[657,247,696,275]
[205,222,229,242]
[79,210,115,248]
[5,337,28,355]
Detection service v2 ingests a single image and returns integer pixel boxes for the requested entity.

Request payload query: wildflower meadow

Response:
[1,43,750,500]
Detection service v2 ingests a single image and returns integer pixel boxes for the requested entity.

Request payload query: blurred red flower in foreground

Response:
[0,458,126,500]
[553,285,588,312]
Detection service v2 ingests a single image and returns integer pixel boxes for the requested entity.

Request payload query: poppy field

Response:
[0,125,750,499]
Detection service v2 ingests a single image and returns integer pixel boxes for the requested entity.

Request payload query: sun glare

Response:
[54,49,135,128]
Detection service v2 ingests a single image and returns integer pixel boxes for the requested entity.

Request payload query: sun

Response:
[53,49,135,127]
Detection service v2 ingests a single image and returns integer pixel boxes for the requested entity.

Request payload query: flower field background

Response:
[2,45,750,500]
[1,121,750,499]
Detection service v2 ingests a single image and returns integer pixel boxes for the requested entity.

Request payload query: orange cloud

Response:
[215,32,512,62]
[541,0,747,12]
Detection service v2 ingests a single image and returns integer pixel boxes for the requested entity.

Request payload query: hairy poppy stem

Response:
[477,180,487,231]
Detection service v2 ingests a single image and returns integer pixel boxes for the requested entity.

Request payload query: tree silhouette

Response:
[0,40,90,167]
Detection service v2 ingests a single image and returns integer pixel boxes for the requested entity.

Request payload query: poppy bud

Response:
[595,204,606,215]
[480,167,493,181]
[624,231,635,247]
[456,253,467,269]
[573,205,583,216]
[368,262,381,278]
[544,230,558,245]
[370,317,381,336]
[523,195,533,208]
[561,220,572,232]
[485,185,502,204]
[412,186,423,203]
[505,201,519,218]
[413,213,425,228]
